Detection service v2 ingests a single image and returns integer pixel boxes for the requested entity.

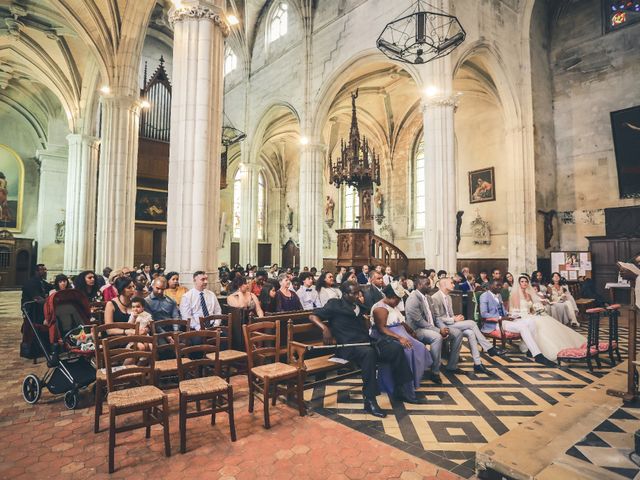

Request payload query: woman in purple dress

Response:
[371,282,432,396]
[275,274,303,312]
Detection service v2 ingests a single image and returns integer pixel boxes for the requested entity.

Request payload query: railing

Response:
[370,234,409,274]
[335,229,409,274]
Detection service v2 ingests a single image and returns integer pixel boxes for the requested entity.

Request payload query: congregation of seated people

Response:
[21,260,595,418]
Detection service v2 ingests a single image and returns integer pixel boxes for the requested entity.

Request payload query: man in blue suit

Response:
[479,280,554,366]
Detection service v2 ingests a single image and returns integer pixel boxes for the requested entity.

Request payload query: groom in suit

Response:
[480,280,555,366]
[432,277,504,375]
[405,276,464,384]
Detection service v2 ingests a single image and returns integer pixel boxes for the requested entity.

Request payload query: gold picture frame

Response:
[0,144,25,232]
[135,187,168,225]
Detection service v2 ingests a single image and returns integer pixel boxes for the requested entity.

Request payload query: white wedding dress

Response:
[512,300,586,361]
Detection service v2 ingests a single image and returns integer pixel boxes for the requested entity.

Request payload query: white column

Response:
[94,94,141,271]
[298,142,325,269]
[64,134,99,274]
[239,162,259,266]
[166,0,228,286]
[270,186,284,266]
[420,55,458,273]
[36,145,68,274]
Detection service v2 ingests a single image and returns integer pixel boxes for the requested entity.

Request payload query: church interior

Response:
[1,0,640,478]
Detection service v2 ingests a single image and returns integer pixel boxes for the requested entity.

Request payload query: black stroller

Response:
[21,290,97,409]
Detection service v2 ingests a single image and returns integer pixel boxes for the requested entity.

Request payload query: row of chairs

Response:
[92,316,307,472]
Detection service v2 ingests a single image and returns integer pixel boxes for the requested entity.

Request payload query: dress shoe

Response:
[534,354,556,367]
[364,398,386,418]
[446,368,466,375]
[394,384,427,404]
[487,347,506,357]
[473,364,491,375]
[429,373,443,385]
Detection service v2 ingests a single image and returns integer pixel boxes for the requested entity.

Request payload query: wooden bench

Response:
[287,319,358,390]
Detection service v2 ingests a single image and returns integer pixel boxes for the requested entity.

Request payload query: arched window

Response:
[233,170,242,239]
[257,171,266,241]
[343,185,359,229]
[268,2,288,43]
[224,48,237,76]
[413,138,425,231]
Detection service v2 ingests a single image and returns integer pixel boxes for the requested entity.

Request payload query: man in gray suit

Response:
[432,277,504,375]
[362,270,384,313]
[405,276,464,384]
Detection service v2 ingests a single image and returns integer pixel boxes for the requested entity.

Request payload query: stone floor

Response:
[0,291,459,480]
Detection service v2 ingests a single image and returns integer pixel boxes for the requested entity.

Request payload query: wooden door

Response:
[153,229,166,266]
[258,244,271,268]
[282,240,299,269]
[230,242,239,267]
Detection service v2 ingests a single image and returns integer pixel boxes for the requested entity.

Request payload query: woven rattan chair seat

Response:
[107,385,164,408]
[208,350,247,362]
[179,376,228,396]
[251,362,297,380]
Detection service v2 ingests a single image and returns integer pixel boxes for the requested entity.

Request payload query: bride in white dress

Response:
[509,275,586,361]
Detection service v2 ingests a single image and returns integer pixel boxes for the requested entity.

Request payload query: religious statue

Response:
[286,204,294,232]
[537,209,557,249]
[374,189,384,224]
[325,196,335,228]
[470,212,491,245]
[362,190,372,221]
[55,220,65,244]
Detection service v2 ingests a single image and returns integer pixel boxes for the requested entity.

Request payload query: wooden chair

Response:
[557,308,602,371]
[200,314,248,380]
[174,330,236,453]
[151,319,190,387]
[92,322,139,434]
[481,317,521,349]
[243,320,306,429]
[102,335,170,473]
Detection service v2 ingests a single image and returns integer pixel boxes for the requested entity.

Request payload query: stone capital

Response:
[169,1,230,36]
[422,92,462,112]
[66,133,100,147]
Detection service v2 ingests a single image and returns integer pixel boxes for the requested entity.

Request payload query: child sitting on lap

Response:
[127,296,152,351]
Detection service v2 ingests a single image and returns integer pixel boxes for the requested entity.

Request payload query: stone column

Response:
[36,145,68,275]
[166,0,228,286]
[239,162,259,266]
[420,56,458,273]
[94,93,141,271]
[298,142,325,269]
[270,186,284,266]
[64,134,100,274]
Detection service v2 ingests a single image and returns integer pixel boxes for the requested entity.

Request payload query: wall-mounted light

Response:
[227,14,239,26]
[140,99,151,109]
[99,85,111,95]
[424,85,438,98]
[300,136,309,145]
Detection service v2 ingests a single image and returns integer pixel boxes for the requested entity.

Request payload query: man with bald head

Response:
[145,276,180,321]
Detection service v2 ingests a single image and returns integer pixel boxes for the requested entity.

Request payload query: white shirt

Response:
[318,287,342,307]
[179,288,222,330]
[297,287,320,310]
[383,274,393,286]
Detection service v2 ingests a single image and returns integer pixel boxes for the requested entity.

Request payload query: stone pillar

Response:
[36,145,68,275]
[420,56,458,273]
[298,142,325,269]
[166,0,228,286]
[64,134,100,274]
[239,162,259,266]
[94,94,141,271]
[270,186,284,266]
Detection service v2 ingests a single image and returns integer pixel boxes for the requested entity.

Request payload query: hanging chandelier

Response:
[329,89,380,189]
[376,0,465,65]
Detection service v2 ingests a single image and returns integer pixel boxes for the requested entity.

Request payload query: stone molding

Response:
[422,92,462,111]
[169,4,230,37]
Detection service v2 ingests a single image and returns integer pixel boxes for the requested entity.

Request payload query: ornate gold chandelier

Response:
[329,90,380,189]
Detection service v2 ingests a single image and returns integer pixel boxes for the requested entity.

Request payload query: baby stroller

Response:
[21,289,97,409]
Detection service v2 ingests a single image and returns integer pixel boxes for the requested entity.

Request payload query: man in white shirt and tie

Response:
[431,277,504,375]
[405,276,464,384]
[297,272,320,310]
[179,271,222,331]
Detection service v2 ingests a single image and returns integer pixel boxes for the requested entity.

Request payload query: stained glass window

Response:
[257,171,266,240]
[268,3,288,43]
[344,185,359,229]
[233,170,242,238]
[413,139,426,231]
[604,1,640,32]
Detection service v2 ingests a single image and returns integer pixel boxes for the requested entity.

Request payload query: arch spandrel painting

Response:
[0,145,24,232]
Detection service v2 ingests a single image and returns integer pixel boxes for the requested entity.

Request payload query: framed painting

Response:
[0,144,24,232]
[468,167,495,204]
[135,187,168,225]
[610,105,640,199]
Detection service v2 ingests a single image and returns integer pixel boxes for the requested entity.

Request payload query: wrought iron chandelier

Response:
[376,0,465,65]
[329,90,380,189]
